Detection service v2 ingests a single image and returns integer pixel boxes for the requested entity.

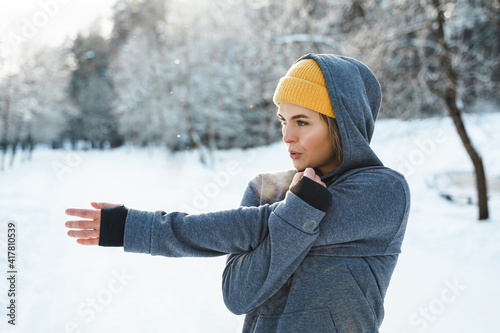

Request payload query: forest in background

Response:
[0,0,498,168]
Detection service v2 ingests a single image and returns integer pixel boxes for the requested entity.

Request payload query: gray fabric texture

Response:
[122,53,411,333]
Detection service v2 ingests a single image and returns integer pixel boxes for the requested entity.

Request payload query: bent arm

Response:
[222,177,332,315]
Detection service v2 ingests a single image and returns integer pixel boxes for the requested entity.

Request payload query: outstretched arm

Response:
[65,169,328,256]
[65,199,278,255]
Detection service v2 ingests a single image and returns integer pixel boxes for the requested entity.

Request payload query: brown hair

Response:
[320,114,343,167]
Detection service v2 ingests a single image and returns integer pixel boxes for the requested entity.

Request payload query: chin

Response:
[293,161,309,172]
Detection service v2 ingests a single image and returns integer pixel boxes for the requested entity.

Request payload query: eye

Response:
[297,121,308,126]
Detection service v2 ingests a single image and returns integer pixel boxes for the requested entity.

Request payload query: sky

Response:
[0,0,118,74]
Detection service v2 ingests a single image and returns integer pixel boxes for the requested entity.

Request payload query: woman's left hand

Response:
[290,167,327,189]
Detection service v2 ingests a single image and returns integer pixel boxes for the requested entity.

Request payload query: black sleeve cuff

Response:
[99,205,129,247]
[289,176,332,212]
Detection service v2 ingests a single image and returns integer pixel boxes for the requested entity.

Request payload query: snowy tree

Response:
[110,0,184,149]
[0,44,73,170]
[342,0,499,118]
[423,0,489,219]
[25,45,76,147]
[343,0,497,219]
[68,21,123,149]
[0,75,16,171]
[104,0,358,156]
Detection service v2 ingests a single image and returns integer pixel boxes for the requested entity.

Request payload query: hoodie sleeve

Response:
[122,177,329,259]
[124,204,273,256]
[222,177,332,315]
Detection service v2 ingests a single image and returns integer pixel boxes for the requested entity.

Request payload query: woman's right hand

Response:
[289,167,327,189]
[65,202,121,245]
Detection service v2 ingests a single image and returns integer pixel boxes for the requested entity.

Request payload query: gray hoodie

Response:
[118,53,410,332]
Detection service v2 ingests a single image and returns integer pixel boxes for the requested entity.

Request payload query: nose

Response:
[282,124,297,143]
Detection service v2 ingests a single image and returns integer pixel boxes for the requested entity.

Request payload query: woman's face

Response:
[277,102,338,176]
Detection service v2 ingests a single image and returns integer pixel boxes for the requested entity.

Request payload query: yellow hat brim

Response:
[273,76,335,118]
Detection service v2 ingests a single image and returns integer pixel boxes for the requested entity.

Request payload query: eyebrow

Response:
[276,112,311,120]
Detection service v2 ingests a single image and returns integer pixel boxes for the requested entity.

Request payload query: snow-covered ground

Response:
[1,112,499,333]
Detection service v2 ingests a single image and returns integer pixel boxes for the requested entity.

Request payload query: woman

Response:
[66,53,410,332]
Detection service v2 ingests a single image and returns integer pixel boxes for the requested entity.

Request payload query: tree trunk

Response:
[9,140,18,168]
[0,144,6,172]
[22,132,34,162]
[1,94,10,172]
[444,89,489,219]
[431,0,489,220]
[182,57,208,166]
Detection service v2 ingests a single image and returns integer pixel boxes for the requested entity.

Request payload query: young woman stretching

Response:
[65,53,411,333]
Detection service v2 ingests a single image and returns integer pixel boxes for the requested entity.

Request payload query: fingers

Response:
[76,238,99,246]
[65,208,100,220]
[303,168,327,188]
[91,202,121,209]
[292,172,304,182]
[65,204,107,246]
[289,171,304,189]
[303,167,315,179]
[67,229,99,239]
[65,220,100,246]
[65,220,100,230]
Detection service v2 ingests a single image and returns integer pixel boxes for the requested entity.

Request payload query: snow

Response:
[1,112,499,333]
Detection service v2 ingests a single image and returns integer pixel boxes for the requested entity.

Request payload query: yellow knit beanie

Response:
[273,59,335,118]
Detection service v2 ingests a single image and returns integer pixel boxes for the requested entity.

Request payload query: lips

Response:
[289,150,302,160]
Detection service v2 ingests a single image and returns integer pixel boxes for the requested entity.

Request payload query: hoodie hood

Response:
[294,53,383,184]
